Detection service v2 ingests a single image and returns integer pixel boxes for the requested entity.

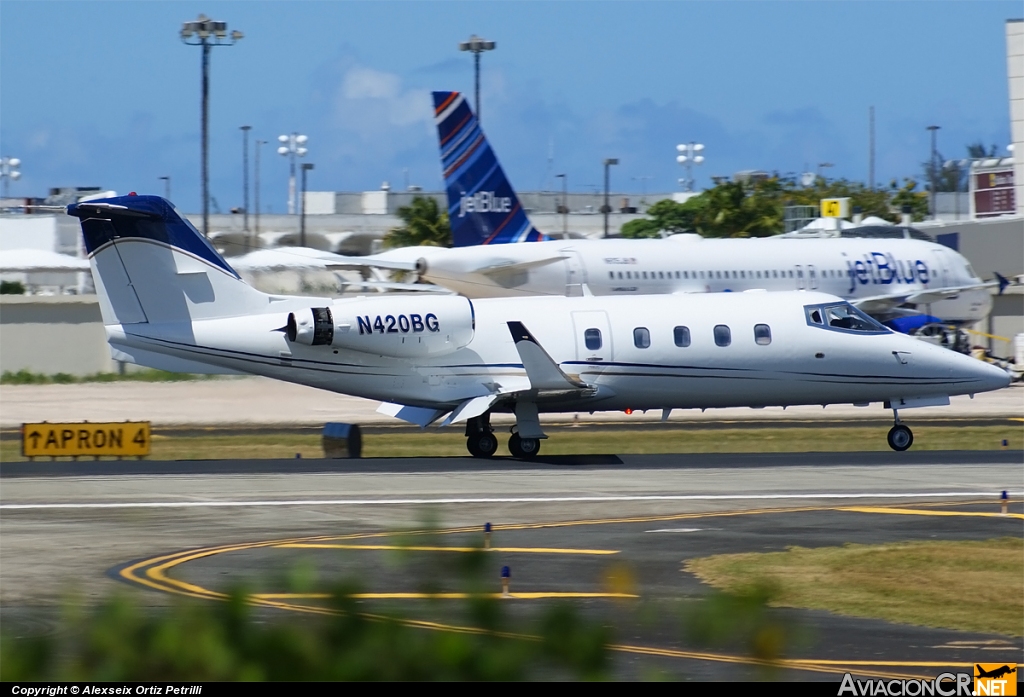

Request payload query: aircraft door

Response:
[807,264,818,289]
[571,310,613,362]
[562,248,587,297]
[795,265,805,289]
[929,249,950,287]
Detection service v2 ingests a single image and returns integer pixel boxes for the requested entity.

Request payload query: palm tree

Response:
[383,196,452,249]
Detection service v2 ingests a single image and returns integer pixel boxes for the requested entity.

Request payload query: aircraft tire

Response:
[508,433,540,459]
[887,425,914,451]
[467,433,498,458]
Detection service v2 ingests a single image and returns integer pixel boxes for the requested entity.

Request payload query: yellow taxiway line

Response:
[276,543,619,554]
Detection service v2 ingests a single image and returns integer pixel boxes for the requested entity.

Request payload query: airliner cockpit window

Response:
[805,302,889,334]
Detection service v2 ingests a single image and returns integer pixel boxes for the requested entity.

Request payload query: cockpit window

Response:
[804,302,889,334]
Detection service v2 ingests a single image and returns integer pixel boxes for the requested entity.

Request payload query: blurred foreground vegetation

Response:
[1,535,804,681]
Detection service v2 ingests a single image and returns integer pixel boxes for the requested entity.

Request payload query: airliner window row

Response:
[607,269,853,281]
[621,323,773,349]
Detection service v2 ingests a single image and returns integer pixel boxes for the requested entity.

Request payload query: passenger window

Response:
[633,327,651,349]
[741,271,746,278]
[675,271,680,279]
[716,271,722,279]
[673,325,691,347]
[683,271,689,279]
[658,271,664,279]
[618,271,623,279]
[642,271,648,279]
[732,271,738,279]
[754,324,772,345]
[626,271,632,279]
[772,270,778,278]
[714,324,731,347]
[585,328,602,350]
[756,271,761,279]
[609,271,614,279]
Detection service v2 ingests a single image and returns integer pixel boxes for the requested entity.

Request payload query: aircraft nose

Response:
[952,350,1011,393]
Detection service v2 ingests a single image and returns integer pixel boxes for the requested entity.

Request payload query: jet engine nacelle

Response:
[287,295,475,358]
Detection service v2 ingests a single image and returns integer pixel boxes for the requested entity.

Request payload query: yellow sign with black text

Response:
[21,422,151,458]
[820,197,850,218]
[975,663,1017,696]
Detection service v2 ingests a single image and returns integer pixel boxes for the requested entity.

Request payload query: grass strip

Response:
[1,425,1020,462]
[685,538,1024,637]
[0,369,217,385]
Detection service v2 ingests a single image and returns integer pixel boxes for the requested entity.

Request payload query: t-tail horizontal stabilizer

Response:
[506,321,591,394]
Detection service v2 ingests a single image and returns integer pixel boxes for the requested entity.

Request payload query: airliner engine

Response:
[287,295,475,358]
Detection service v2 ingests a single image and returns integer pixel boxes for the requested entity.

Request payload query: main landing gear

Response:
[465,413,498,458]
[887,408,914,451]
[508,431,541,459]
[464,411,544,459]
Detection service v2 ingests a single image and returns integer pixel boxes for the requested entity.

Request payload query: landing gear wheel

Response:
[887,424,914,451]
[508,433,541,459]
[467,433,498,458]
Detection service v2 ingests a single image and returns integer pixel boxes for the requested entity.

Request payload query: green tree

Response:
[619,217,662,239]
[889,178,929,222]
[966,141,998,158]
[382,196,452,249]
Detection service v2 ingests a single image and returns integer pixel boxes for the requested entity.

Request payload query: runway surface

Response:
[1,450,1022,680]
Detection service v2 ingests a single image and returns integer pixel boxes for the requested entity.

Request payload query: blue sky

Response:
[1,1,1017,214]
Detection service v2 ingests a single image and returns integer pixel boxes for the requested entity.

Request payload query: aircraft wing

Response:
[852,276,1009,314]
[471,256,566,277]
[323,257,420,273]
[333,277,453,294]
[506,321,593,396]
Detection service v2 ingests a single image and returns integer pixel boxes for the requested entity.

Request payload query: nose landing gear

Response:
[887,408,914,451]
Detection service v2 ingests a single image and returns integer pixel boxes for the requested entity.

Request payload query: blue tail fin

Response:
[432,91,547,246]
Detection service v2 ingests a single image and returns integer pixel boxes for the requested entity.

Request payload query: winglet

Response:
[507,321,588,391]
[995,272,1010,295]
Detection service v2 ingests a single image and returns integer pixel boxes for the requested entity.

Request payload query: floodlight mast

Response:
[1,157,22,199]
[458,35,496,121]
[277,133,308,215]
[675,142,705,192]
[181,13,243,237]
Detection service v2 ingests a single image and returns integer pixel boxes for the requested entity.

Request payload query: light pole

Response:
[1,157,22,199]
[240,126,251,249]
[181,13,243,237]
[278,133,308,215]
[675,143,704,192]
[555,173,568,238]
[458,35,496,121]
[602,158,619,238]
[158,176,171,200]
[254,139,265,236]
[927,125,940,219]
[300,162,314,248]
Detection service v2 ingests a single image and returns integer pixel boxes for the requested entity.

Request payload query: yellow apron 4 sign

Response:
[21,421,151,458]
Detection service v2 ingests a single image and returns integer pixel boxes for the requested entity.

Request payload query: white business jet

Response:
[67,194,1008,457]
[334,91,999,331]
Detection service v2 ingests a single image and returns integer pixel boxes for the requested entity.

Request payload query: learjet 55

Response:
[67,195,1009,457]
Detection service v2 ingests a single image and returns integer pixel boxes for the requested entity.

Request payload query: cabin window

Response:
[772,270,778,278]
[626,271,632,279]
[618,271,623,279]
[756,271,761,278]
[658,271,664,279]
[788,270,794,278]
[673,325,691,347]
[683,271,689,279]
[714,325,731,347]
[732,271,738,279]
[715,271,722,279]
[700,271,705,279]
[741,270,746,278]
[633,327,651,349]
[609,271,614,279]
[585,328,603,350]
[642,271,648,279]
[754,324,772,346]
[675,271,680,279]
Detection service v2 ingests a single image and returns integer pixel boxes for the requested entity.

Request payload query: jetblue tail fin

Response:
[432,91,547,246]
[67,194,268,325]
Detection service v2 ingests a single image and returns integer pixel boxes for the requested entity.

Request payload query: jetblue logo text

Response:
[458,191,512,218]
[846,253,930,293]
[357,313,439,335]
